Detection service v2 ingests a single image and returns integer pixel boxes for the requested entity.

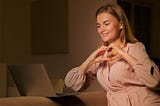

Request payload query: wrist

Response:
[79,58,94,74]
[121,52,138,66]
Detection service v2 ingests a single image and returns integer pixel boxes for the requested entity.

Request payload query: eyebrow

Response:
[97,20,110,25]
[103,20,110,23]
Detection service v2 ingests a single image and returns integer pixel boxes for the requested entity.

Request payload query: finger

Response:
[99,45,108,51]
[108,43,123,54]
[96,46,108,56]
[103,54,120,61]
[109,54,120,60]
[94,56,104,63]
[108,43,117,50]
[101,57,113,61]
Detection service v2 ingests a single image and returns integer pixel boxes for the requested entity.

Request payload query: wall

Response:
[0,64,7,97]
[0,0,159,80]
[151,1,160,57]
[0,0,31,63]
[0,0,3,61]
[31,0,68,54]
[41,0,117,78]
[0,0,113,79]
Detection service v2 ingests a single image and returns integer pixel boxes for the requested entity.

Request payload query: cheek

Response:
[110,26,120,34]
[108,25,116,30]
[97,29,101,34]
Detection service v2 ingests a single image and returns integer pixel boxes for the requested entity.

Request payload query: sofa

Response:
[1,58,160,106]
[0,91,107,106]
[0,63,108,106]
[0,78,107,106]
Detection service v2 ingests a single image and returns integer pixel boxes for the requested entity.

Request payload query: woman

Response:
[65,4,160,106]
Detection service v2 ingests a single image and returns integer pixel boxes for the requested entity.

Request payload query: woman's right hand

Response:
[88,45,109,64]
[79,45,108,74]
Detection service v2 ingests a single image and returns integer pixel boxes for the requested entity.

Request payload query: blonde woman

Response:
[65,4,160,106]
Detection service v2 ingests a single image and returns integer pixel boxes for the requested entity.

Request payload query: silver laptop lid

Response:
[8,64,56,97]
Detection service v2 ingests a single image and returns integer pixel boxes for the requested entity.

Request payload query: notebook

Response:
[8,64,57,97]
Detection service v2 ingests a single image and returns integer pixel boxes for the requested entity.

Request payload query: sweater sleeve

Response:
[64,63,98,92]
[129,42,160,88]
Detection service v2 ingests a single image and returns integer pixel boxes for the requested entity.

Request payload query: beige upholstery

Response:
[0,96,59,106]
[0,91,107,106]
[77,91,107,106]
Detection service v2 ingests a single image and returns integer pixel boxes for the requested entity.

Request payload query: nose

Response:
[99,25,106,32]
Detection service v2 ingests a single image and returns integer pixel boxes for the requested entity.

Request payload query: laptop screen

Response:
[8,64,56,97]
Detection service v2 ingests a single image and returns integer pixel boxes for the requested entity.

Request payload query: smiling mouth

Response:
[102,33,109,38]
[102,32,109,36]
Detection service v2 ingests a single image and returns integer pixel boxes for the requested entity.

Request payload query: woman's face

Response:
[96,12,123,44]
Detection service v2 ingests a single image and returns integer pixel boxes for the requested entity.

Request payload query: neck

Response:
[105,38,125,48]
[112,38,124,48]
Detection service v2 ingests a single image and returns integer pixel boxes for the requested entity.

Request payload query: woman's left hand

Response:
[108,43,138,66]
[109,43,125,55]
[108,43,125,59]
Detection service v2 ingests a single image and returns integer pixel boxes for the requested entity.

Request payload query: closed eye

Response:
[96,23,101,28]
[104,22,110,26]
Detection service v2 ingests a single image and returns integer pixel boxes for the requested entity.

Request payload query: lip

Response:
[102,33,108,36]
[102,31,109,35]
[102,33,109,37]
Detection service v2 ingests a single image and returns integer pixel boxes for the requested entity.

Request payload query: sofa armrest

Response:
[0,96,59,106]
[0,91,107,106]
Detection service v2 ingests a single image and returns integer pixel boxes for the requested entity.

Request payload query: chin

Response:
[103,40,113,46]
[102,37,111,42]
[103,39,110,43]
[102,39,109,42]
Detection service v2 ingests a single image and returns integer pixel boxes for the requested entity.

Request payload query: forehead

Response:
[96,12,119,23]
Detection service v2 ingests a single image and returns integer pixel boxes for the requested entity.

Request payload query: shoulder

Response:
[126,42,147,56]
[127,42,145,50]
[125,41,149,60]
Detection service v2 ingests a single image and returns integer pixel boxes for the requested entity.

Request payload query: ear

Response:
[119,22,123,30]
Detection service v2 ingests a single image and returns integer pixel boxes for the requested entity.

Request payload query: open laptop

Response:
[8,64,57,97]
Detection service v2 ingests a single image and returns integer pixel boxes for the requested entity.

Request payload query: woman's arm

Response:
[64,64,98,92]
[128,42,160,88]
[110,42,160,88]
[65,45,109,92]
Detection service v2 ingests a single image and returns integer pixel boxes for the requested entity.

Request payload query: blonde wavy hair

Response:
[96,4,138,45]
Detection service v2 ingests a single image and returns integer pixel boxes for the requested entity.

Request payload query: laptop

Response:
[8,64,57,97]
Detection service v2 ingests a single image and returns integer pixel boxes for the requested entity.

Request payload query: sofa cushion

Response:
[0,96,59,106]
[0,91,107,106]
